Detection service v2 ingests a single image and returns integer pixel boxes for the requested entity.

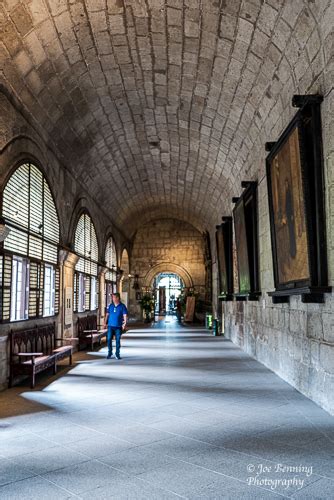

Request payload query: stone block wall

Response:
[220,76,334,415]
[129,218,206,319]
[205,0,334,414]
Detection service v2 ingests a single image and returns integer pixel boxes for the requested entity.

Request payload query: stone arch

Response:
[143,263,194,289]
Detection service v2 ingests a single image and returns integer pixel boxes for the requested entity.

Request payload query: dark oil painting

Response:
[234,201,251,294]
[270,126,309,284]
[216,227,227,295]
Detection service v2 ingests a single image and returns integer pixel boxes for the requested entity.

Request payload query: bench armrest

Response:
[16,352,43,365]
[17,352,43,357]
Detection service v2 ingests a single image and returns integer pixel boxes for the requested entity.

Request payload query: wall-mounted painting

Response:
[215,217,233,300]
[266,95,331,303]
[233,182,260,301]
[233,201,250,295]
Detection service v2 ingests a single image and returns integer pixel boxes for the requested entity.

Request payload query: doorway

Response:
[154,273,183,316]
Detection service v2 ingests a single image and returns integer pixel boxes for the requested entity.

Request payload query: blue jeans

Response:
[107,327,122,357]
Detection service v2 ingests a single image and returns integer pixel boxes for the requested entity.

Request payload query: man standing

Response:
[104,293,128,360]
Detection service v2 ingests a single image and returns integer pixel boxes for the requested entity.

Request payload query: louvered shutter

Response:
[90,222,98,270]
[29,165,43,260]
[105,237,116,282]
[55,267,60,314]
[96,277,99,309]
[4,226,28,256]
[74,213,98,277]
[1,163,59,322]
[75,215,85,272]
[73,272,78,312]
[2,255,12,321]
[3,163,29,230]
[3,163,59,262]
[28,261,40,318]
[43,179,59,264]
[39,264,44,317]
[0,255,3,321]
[85,275,90,311]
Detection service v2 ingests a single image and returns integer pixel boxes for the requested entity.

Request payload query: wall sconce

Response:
[0,217,10,242]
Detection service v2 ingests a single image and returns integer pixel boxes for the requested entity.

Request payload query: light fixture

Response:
[0,217,10,242]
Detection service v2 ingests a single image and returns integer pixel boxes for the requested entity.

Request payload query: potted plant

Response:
[139,293,155,322]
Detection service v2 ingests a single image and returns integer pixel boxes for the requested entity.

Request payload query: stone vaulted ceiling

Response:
[0,0,330,236]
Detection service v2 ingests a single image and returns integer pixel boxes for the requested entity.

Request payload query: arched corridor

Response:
[1,0,334,497]
[1,321,334,498]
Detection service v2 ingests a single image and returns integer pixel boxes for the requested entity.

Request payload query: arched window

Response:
[73,213,99,313]
[105,236,117,306]
[0,162,60,322]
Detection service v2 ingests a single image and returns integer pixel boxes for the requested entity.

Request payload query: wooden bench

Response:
[9,323,73,389]
[77,315,107,351]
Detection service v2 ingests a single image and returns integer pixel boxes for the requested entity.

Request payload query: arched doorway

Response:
[153,272,184,316]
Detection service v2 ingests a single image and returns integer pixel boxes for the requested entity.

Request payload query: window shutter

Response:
[75,214,98,277]
[4,226,28,256]
[29,235,43,260]
[75,215,85,260]
[0,255,3,321]
[105,237,116,282]
[1,163,60,323]
[28,165,43,260]
[73,272,78,312]
[2,163,29,229]
[43,241,58,265]
[43,180,59,244]
[85,276,90,311]
[29,165,43,234]
[28,261,39,318]
[3,162,59,263]
[90,223,98,264]
[55,267,60,314]
[39,263,44,317]
[2,255,12,321]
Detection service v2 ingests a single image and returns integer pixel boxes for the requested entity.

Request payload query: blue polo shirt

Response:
[107,302,128,328]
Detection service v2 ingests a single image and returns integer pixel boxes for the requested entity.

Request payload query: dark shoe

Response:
[115,355,122,360]
[107,354,113,359]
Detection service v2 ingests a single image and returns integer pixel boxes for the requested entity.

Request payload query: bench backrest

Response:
[9,323,56,360]
[77,315,97,336]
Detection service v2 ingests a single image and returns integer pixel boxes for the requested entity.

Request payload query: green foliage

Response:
[139,293,154,312]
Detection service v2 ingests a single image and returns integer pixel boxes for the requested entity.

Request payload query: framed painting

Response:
[266,95,330,303]
[215,216,233,300]
[233,182,260,300]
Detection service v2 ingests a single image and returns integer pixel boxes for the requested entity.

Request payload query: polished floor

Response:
[1,318,334,499]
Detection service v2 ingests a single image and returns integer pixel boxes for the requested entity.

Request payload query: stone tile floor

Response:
[1,318,334,499]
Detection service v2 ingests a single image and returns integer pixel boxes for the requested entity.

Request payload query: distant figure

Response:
[104,293,128,360]
[176,298,182,324]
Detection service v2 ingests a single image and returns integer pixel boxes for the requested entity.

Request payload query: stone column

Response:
[98,265,107,327]
[58,249,79,340]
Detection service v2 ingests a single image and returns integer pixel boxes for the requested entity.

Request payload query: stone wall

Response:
[217,1,334,415]
[129,219,206,320]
